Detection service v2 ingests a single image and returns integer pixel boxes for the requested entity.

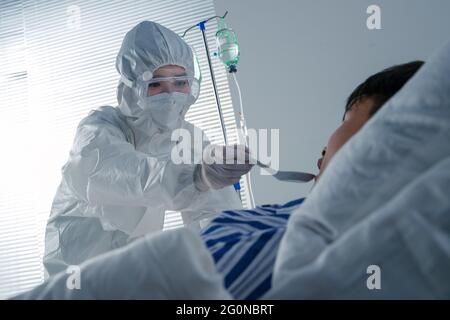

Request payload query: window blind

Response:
[0,0,251,298]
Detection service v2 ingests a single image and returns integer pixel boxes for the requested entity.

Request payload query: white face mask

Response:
[138,92,192,130]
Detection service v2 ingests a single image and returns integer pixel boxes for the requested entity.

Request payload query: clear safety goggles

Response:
[143,75,199,97]
[138,49,202,101]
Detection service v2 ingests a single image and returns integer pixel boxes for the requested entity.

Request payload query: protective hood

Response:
[116,21,197,117]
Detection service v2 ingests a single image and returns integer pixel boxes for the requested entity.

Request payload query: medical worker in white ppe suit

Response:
[43,21,252,277]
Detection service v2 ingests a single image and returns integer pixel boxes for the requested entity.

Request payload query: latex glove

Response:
[194,144,254,192]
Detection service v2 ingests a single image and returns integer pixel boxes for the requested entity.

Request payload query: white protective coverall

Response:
[43,21,242,277]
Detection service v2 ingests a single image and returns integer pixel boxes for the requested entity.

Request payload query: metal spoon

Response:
[256,160,316,183]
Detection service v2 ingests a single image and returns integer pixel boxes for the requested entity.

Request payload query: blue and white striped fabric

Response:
[200,197,305,300]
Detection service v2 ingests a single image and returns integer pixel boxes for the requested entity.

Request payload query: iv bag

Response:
[216,18,240,67]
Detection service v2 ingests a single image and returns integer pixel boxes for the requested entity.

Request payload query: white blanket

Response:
[15,228,230,299]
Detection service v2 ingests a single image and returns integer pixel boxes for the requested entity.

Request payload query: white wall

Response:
[214,0,450,204]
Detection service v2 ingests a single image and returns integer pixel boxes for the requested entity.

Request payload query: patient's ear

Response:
[344,97,375,121]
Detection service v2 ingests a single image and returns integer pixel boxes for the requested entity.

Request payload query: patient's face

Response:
[315,97,375,181]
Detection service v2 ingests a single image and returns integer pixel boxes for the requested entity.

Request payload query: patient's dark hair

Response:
[345,60,424,118]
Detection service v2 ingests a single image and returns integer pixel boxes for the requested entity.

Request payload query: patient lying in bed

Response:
[200,61,424,299]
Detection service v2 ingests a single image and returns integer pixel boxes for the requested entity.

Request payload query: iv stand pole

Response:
[198,21,228,145]
[183,12,246,202]
[182,12,229,145]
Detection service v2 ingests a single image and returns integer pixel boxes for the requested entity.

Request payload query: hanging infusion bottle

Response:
[215,18,240,73]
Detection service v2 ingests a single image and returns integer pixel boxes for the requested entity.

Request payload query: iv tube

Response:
[232,72,256,208]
